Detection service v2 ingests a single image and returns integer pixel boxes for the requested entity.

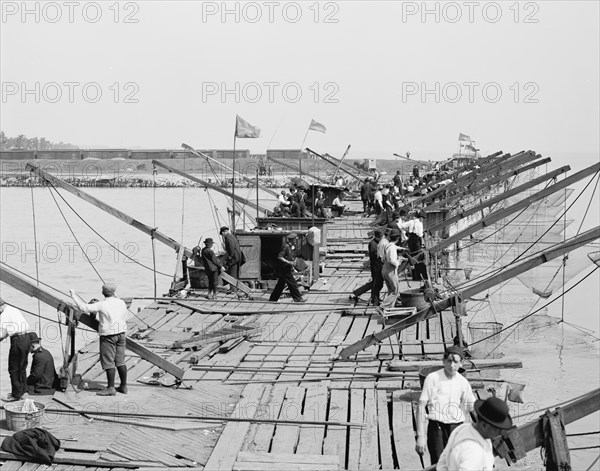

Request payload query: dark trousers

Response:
[353,262,384,305]
[427,420,462,464]
[269,267,302,302]
[9,333,31,399]
[206,270,219,292]
[227,262,240,280]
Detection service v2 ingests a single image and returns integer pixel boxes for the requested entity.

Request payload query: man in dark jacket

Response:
[269,233,306,303]
[27,332,58,395]
[201,238,224,299]
[350,228,385,306]
[220,226,243,280]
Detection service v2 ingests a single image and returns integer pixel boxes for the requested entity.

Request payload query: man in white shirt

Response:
[0,298,31,402]
[437,396,514,471]
[416,346,476,464]
[70,283,129,396]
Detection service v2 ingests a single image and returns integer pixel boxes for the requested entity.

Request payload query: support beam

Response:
[306,147,363,183]
[427,164,569,235]
[0,264,185,379]
[339,226,600,358]
[429,162,599,253]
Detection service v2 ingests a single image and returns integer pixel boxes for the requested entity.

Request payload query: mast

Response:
[306,147,363,183]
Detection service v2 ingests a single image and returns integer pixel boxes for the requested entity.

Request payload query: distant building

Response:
[214,150,250,159]
[267,149,307,160]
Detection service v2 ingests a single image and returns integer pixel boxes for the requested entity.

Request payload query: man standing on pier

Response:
[220,226,243,281]
[269,233,306,303]
[70,283,129,396]
[437,397,513,470]
[415,346,475,465]
[0,298,31,402]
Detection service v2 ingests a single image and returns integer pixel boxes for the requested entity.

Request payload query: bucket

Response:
[468,322,503,359]
[418,366,466,388]
[4,400,46,431]
[399,289,429,310]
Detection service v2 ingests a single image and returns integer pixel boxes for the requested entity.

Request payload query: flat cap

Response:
[102,283,117,295]
[287,233,298,240]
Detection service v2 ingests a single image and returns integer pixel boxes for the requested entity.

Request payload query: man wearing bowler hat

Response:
[70,283,128,396]
[269,233,306,303]
[27,332,59,395]
[200,238,224,300]
[437,396,514,470]
[0,297,31,402]
[416,346,476,464]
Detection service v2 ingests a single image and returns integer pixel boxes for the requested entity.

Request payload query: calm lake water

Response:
[1,177,599,468]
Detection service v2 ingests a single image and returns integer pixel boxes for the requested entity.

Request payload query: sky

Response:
[1,0,599,161]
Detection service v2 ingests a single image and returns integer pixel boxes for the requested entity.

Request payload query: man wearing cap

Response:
[416,346,476,464]
[200,238,224,300]
[70,284,129,396]
[380,228,402,309]
[437,396,513,470]
[220,226,243,281]
[269,233,306,303]
[27,332,59,395]
[350,229,385,306]
[0,298,31,402]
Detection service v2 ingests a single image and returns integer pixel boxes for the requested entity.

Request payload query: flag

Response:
[309,119,327,133]
[465,144,478,152]
[458,133,472,142]
[235,115,261,138]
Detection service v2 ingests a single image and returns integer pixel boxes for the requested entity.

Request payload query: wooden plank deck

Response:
[0,212,521,470]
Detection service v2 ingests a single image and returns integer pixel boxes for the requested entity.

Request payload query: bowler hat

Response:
[287,233,298,240]
[102,283,116,295]
[474,397,513,430]
[204,238,214,244]
[389,228,401,238]
[219,226,229,234]
[29,332,41,343]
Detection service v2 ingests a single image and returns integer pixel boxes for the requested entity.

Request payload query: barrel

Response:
[399,289,429,310]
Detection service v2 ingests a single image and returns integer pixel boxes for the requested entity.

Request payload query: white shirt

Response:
[413,218,424,237]
[0,305,29,337]
[419,369,475,424]
[332,197,344,207]
[384,242,400,267]
[278,194,290,206]
[377,237,390,262]
[77,297,128,336]
[437,423,495,471]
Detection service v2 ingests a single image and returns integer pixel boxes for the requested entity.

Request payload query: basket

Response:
[468,322,503,359]
[4,400,46,431]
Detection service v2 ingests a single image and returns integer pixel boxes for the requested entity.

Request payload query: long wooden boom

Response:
[427,164,570,234]
[339,225,600,358]
[429,162,599,253]
[0,264,185,379]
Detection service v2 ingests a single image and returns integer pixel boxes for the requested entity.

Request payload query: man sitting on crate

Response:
[415,346,476,465]
[26,332,59,395]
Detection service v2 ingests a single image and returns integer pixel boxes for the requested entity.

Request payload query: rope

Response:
[152,166,158,299]
[567,431,600,437]
[586,454,600,471]
[571,446,600,451]
[45,183,171,277]
[470,267,599,352]
[47,186,105,283]
[29,175,42,336]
